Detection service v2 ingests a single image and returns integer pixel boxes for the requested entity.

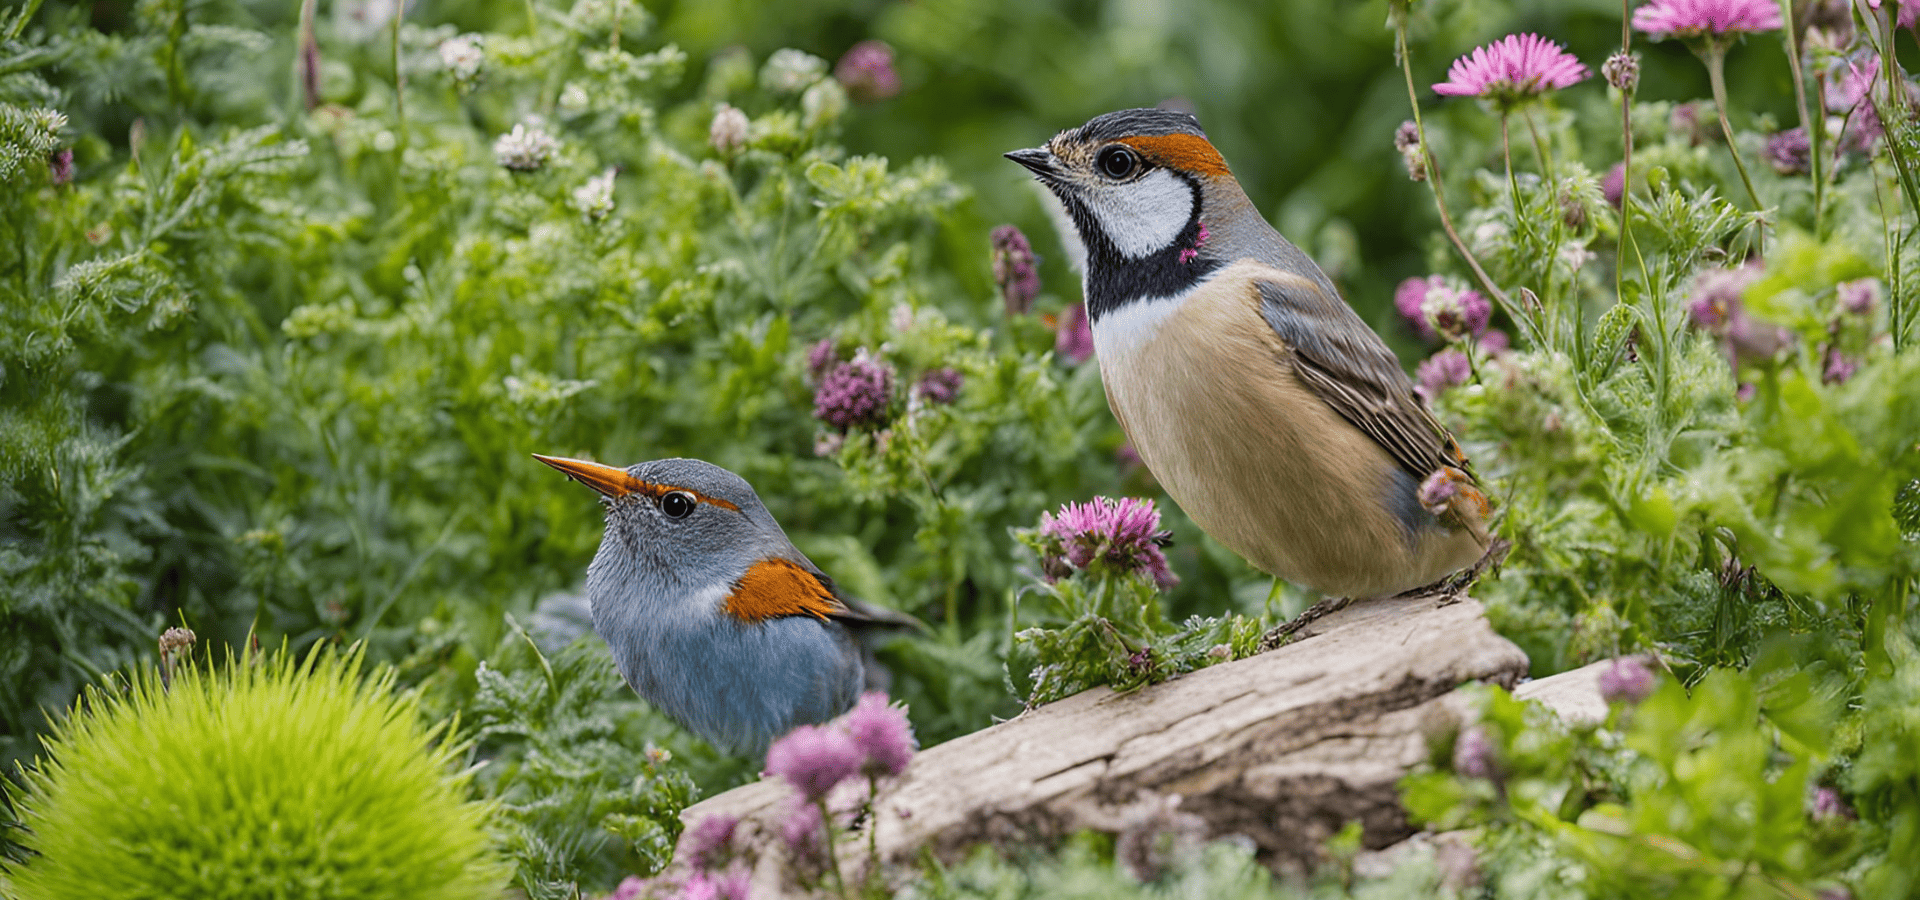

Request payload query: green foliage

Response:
[3,643,509,900]
[464,633,696,900]
[1403,665,1859,899]
[909,833,1287,900]
[1004,569,1263,707]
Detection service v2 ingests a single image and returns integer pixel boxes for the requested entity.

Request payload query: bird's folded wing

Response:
[1254,275,1470,482]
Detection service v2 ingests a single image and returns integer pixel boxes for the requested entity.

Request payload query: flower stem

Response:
[816,798,855,900]
[390,5,406,141]
[1777,0,1824,236]
[1703,41,1766,241]
[1395,19,1530,343]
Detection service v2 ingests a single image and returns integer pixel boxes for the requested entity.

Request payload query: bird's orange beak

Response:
[532,454,641,498]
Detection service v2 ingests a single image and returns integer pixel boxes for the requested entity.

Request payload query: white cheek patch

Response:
[1089,169,1194,260]
[1090,284,1195,360]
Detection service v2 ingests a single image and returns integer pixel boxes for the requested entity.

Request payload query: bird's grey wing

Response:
[1254,274,1469,482]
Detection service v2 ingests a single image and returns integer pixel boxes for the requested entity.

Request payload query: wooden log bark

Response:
[679,595,1528,889]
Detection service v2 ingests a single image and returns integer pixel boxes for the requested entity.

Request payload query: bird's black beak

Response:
[533,453,640,498]
[1004,147,1060,180]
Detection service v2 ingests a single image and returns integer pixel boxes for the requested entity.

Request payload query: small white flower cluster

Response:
[438,35,484,86]
[801,80,847,129]
[761,48,826,94]
[494,122,557,171]
[570,168,616,220]
[709,103,749,155]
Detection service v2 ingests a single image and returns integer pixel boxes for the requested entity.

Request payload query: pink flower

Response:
[1686,264,1762,331]
[1764,127,1811,174]
[1479,329,1512,355]
[1422,284,1492,342]
[1416,348,1472,401]
[1602,163,1627,209]
[813,351,894,430]
[1433,33,1591,104]
[990,225,1041,315]
[842,692,915,778]
[1055,300,1094,364]
[913,367,963,405]
[834,40,901,103]
[780,797,826,862]
[1837,278,1880,316]
[48,148,72,185]
[1598,657,1656,704]
[806,338,837,381]
[765,724,863,800]
[1453,725,1496,779]
[1631,0,1783,40]
[1038,496,1177,589]
[1822,347,1859,384]
[1867,0,1920,28]
[676,813,740,871]
[1395,276,1441,341]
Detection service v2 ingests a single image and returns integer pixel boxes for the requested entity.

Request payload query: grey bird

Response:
[534,454,917,757]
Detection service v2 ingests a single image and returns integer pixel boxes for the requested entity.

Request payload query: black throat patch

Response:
[1061,180,1224,323]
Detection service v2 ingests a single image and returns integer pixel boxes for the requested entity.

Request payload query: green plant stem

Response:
[1703,41,1766,242]
[816,797,855,900]
[1778,0,1825,235]
[1394,19,1526,340]
[390,8,407,141]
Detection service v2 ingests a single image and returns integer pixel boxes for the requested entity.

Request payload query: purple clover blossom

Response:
[1422,284,1492,342]
[1602,163,1627,209]
[677,813,740,871]
[677,864,751,900]
[1038,496,1177,589]
[834,40,901,103]
[765,723,864,800]
[813,351,894,430]
[1603,51,1640,94]
[1055,300,1094,364]
[604,875,647,900]
[913,367,963,405]
[842,692,915,778]
[1866,0,1920,28]
[1395,276,1443,341]
[779,797,827,867]
[1686,264,1763,332]
[1764,127,1811,175]
[1837,278,1879,316]
[1453,725,1496,779]
[1598,657,1657,705]
[1433,33,1591,105]
[48,148,73,185]
[1416,349,1473,401]
[990,225,1042,316]
[1822,347,1860,385]
[1395,120,1428,182]
[1631,0,1784,40]
[1812,785,1855,821]
[806,338,838,381]
[1479,330,1512,355]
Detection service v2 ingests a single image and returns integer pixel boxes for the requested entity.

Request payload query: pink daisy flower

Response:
[1630,0,1782,40]
[1434,33,1590,104]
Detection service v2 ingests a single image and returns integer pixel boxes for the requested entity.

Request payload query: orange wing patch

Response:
[723,558,844,623]
[1121,134,1230,178]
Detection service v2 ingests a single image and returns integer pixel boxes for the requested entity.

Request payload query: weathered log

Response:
[678,594,1529,889]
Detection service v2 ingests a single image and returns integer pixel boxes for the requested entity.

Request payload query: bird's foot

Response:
[1398,537,1513,606]
[1258,595,1354,652]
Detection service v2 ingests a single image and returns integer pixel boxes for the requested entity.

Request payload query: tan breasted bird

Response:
[534,454,916,757]
[1006,109,1492,599]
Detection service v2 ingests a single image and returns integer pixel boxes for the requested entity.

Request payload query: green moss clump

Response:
[6,644,509,900]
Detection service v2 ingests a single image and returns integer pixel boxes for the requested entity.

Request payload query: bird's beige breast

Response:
[1094,262,1464,597]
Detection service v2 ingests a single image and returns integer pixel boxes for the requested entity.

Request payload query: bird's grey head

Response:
[1005,108,1230,316]
[534,455,790,604]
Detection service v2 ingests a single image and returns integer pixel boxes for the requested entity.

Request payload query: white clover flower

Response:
[438,35,484,83]
[709,103,749,154]
[801,79,847,129]
[761,48,827,94]
[558,83,591,115]
[570,168,616,220]
[494,122,557,171]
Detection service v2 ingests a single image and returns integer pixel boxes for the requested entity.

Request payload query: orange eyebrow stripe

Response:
[1120,134,1230,177]
[636,481,740,511]
[724,558,842,623]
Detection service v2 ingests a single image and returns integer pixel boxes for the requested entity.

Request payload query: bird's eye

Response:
[658,491,697,519]
[1097,146,1139,180]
